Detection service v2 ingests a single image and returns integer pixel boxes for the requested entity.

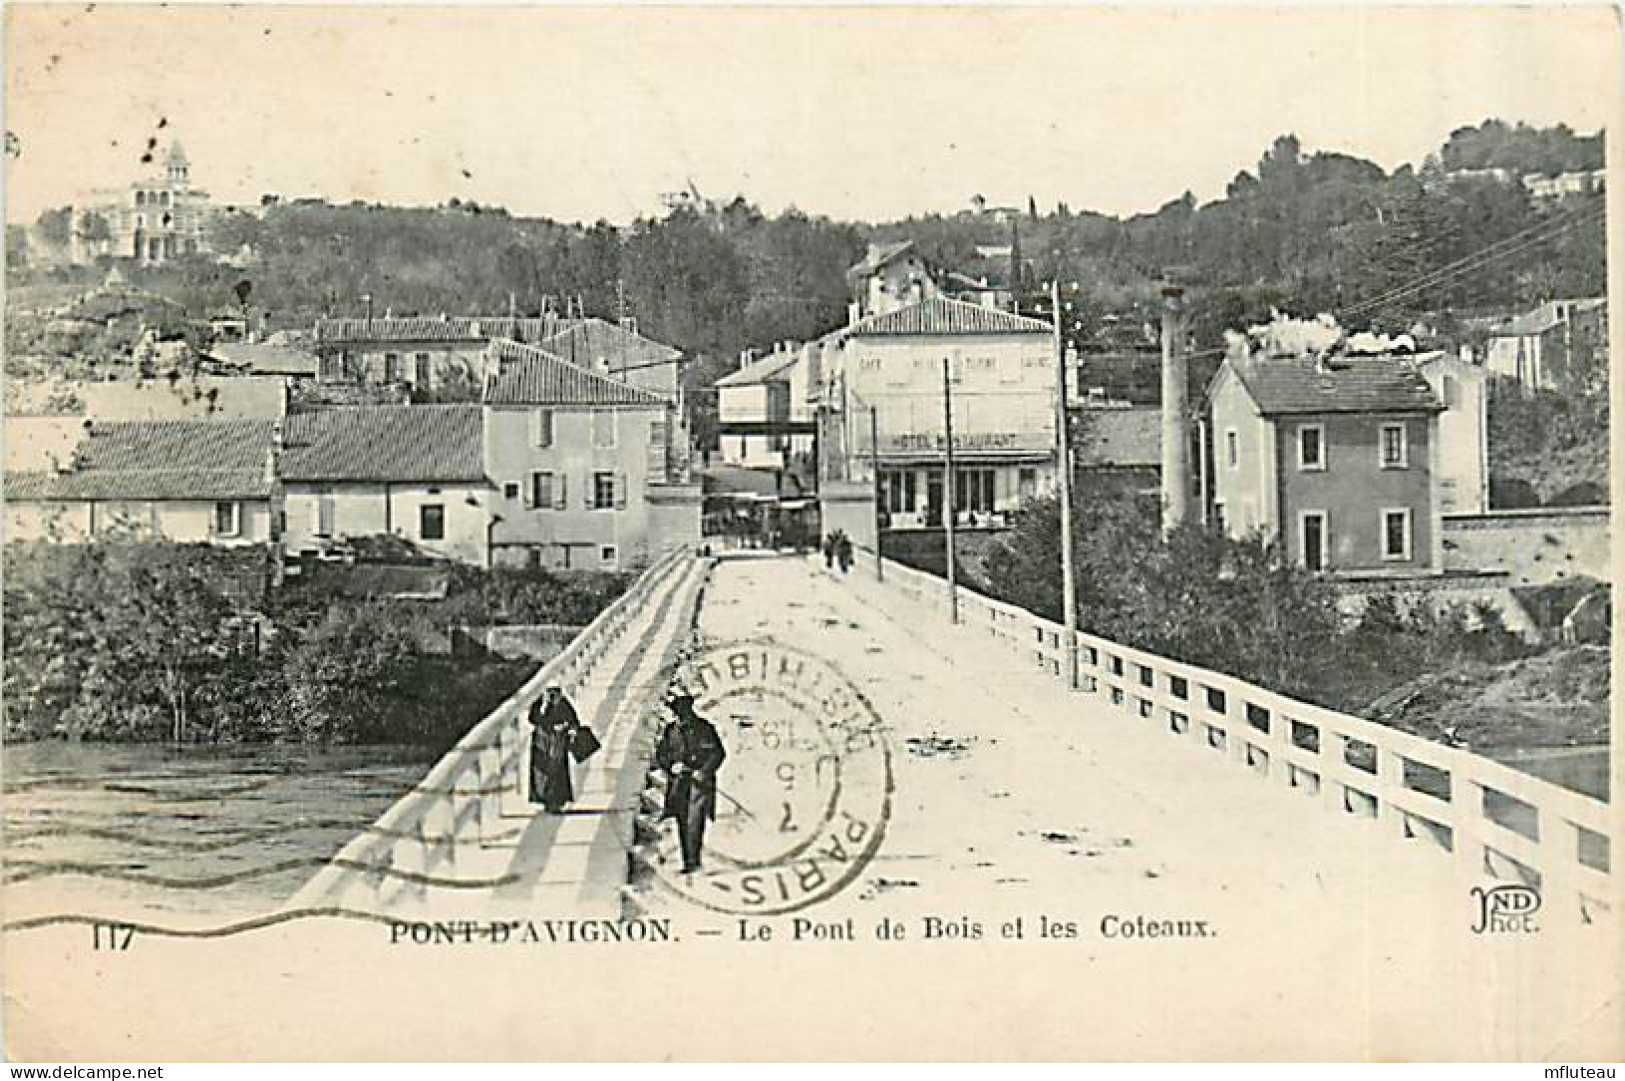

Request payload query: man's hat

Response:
[667,691,696,712]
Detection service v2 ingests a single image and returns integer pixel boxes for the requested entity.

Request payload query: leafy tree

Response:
[34,206,73,247]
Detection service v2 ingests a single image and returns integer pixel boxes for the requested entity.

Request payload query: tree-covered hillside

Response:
[12,119,1605,384]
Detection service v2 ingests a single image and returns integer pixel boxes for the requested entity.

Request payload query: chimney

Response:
[1009,216,1022,302]
[1159,282,1189,532]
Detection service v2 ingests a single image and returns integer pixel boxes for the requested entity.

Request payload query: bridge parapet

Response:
[865,551,1612,926]
[291,546,695,911]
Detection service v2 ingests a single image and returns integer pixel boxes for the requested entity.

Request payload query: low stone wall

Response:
[1442,506,1610,587]
[1329,574,1537,638]
[452,623,585,662]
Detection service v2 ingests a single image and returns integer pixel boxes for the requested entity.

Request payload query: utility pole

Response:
[870,405,884,581]
[941,356,959,624]
[1052,279,1079,689]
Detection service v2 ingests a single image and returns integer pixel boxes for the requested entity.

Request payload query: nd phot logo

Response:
[1470,884,1540,934]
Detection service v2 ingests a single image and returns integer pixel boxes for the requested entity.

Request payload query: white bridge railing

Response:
[869,552,1612,924]
[292,546,694,910]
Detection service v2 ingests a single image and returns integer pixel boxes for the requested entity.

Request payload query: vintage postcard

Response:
[2,3,1620,1062]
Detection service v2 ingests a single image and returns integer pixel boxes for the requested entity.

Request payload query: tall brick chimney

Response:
[1160,282,1189,531]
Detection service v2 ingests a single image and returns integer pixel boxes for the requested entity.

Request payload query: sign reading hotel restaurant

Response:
[884,431,1048,454]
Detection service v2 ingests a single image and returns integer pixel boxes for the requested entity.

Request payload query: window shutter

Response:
[554,474,568,511]
[615,472,628,510]
[523,474,535,509]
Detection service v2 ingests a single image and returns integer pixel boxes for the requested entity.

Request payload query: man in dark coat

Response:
[529,683,581,813]
[836,530,853,574]
[654,693,728,874]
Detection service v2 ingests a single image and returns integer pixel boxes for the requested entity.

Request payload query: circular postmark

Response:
[644,638,893,916]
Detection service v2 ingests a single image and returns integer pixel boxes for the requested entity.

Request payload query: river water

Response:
[3,741,438,927]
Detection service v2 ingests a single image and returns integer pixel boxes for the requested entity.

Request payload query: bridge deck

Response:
[623,553,1614,1059]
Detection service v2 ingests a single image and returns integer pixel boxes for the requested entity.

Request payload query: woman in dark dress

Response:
[529,683,580,813]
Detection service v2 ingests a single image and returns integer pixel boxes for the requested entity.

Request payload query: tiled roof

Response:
[312,315,573,344]
[280,405,487,483]
[714,350,799,388]
[209,341,320,376]
[847,240,915,279]
[848,296,1053,337]
[539,318,682,373]
[1226,357,1443,416]
[483,339,670,407]
[5,419,275,501]
[1077,407,1161,469]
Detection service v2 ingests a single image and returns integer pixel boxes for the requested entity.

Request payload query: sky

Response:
[5,4,1621,226]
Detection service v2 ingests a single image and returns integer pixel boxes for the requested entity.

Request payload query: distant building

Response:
[818,296,1058,530]
[846,241,939,322]
[941,269,1014,312]
[1484,298,1608,393]
[206,341,321,380]
[714,344,811,469]
[1521,169,1606,203]
[308,315,683,401]
[1206,356,1446,575]
[75,142,215,266]
[311,315,568,389]
[5,418,277,545]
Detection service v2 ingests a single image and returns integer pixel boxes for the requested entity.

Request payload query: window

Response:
[1300,511,1327,572]
[1382,508,1412,561]
[420,504,445,541]
[1441,375,1458,409]
[1225,429,1239,470]
[503,482,520,500]
[883,470,917,514]
[592,411,616,449]
[530,471,553,508]
[315,494,335,538]
[213,501,241,537]
[1298,424,1326,471]
[414,353,431,386]
[955,468,996,515]
[600,545,617,565]
[383,353,401,382]
[1380,423,1408,469]
[532,409,554,448]
[1018,467,1037,502]
[593,471,617,510]
[1212,501,1226,531]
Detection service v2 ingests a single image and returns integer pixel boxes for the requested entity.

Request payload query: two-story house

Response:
[482,339,696,570]
[819,296,1058,529]
[1206,356,1445,575]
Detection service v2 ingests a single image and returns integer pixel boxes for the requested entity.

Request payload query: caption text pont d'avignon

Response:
[385,913,1216,946]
